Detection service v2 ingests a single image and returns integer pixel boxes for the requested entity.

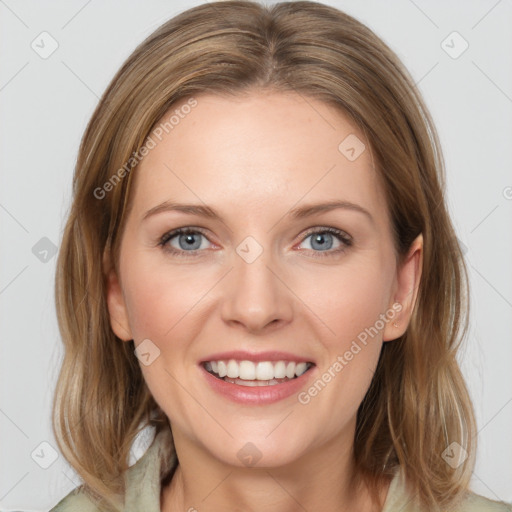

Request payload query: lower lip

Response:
[200,365,315,405]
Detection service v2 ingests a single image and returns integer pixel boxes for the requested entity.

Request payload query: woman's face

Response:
[106,91,421,468]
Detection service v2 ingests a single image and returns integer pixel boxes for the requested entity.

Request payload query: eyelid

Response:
[295,227,353,258]
[159,226,210,245]
[299,226,352,244]
[158,226,215,256]
[158,225,353,257]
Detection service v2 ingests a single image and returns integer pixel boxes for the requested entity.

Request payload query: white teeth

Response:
[256,361,274,380]
[274,360,286,379]
[285,362,296,379]
[295,362,308,377]
[239,360,256,380]
[224,377,282,387]
[226,359,239,378]
[204,359,312,381]
[217,361,227,378]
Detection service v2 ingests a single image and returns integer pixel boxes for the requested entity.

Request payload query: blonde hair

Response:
[53,1,477,510]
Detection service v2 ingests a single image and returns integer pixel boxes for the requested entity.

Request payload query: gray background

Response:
[1,0,511,510]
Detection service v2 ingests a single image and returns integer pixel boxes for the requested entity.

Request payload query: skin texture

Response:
[105,91,423,512]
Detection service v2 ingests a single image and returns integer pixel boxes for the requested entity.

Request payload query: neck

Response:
[161,429,390,512]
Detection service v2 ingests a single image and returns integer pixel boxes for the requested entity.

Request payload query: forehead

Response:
[130,91,388,225]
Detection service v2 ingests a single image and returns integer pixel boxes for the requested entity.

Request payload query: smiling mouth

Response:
[202,359,315,387]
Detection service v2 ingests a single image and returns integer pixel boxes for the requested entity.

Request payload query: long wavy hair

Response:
[53,1,477,510]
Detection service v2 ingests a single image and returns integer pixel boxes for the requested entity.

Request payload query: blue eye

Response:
[159,226,352,258]
[159,228,211,256]
[298,228,352,257]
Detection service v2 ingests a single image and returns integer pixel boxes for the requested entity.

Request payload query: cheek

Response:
[122,257,213,341]
[302,258,393,413]
[299,257,394,347]
[120,259,213,424]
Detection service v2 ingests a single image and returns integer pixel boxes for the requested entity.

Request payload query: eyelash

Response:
[158,226,353,259]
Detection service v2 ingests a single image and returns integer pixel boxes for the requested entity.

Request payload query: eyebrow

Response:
[142,199,374,224]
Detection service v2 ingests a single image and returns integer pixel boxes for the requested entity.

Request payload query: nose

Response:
[220,244,294,334]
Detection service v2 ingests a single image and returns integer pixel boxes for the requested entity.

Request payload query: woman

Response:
[50,1,511,511]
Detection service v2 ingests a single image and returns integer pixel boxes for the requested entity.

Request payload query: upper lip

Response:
[200,350,315,364]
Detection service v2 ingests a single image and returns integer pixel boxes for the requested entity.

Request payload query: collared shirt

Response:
[51,429,512,511]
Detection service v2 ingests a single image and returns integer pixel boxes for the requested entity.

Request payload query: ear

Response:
[383,233,423,342]
[103,251,133,342]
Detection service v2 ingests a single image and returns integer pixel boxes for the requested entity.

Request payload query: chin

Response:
[204,429,314,470]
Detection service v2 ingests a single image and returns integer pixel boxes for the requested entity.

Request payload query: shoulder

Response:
[455,491,512,512]
[50,427,176,511]
[49,486,100,512]
[383,466,511,512]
